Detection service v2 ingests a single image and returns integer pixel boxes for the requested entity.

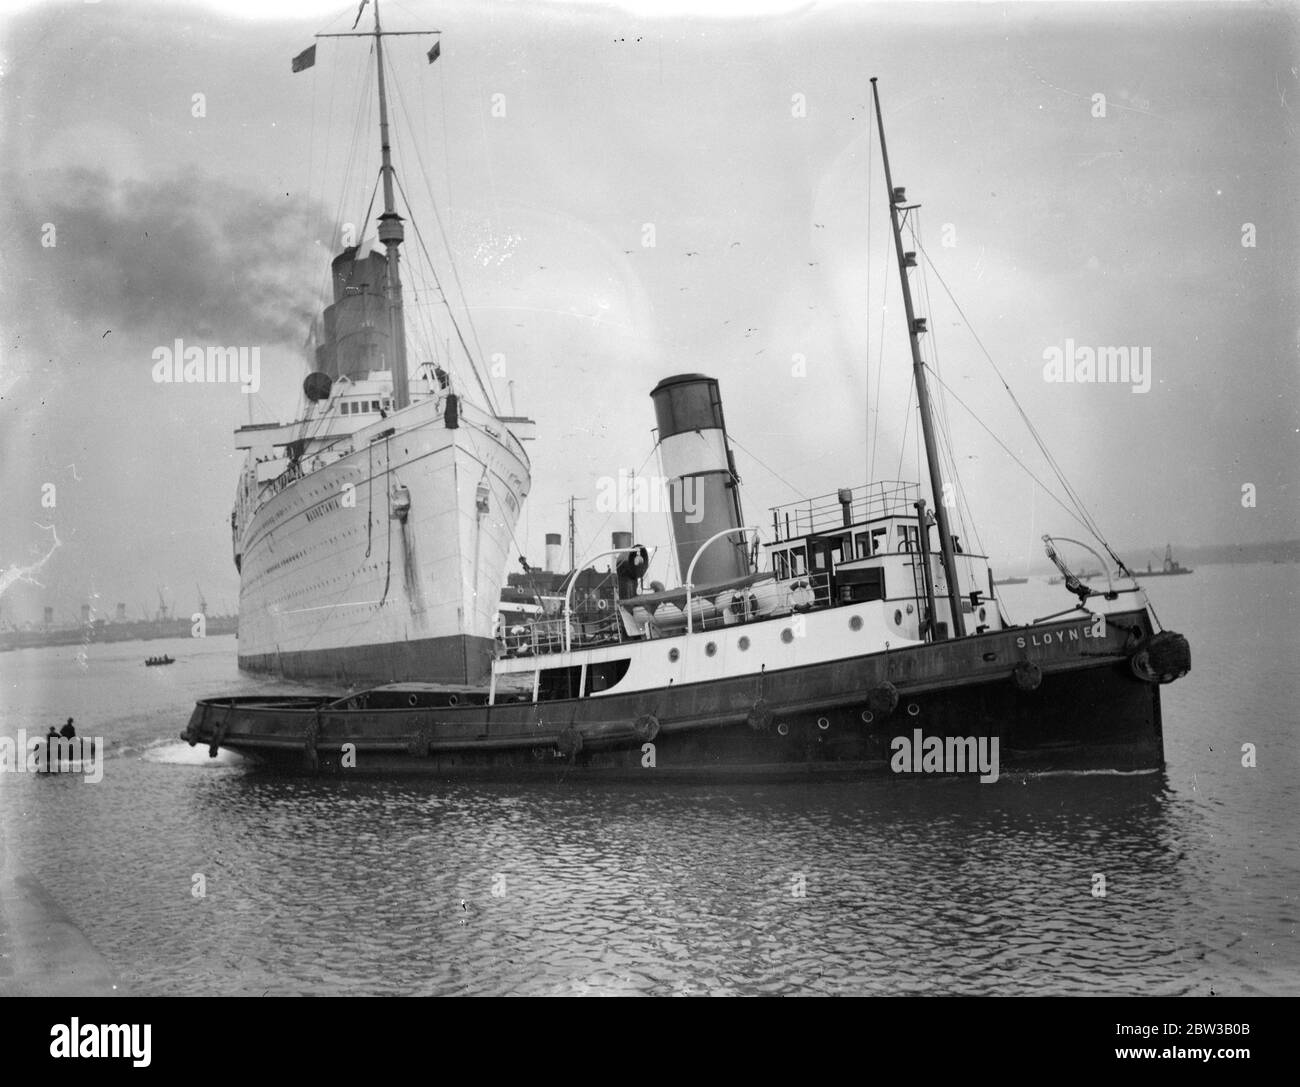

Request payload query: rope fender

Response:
[208,702,232,758]
[1011,660,1043,692]
[866,681,900,715]
[556,726,584,758]
[304,709,321,771]
[633,714,660,742]
[1129,630,1191,684]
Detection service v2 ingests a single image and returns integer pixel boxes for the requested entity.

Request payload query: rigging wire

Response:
[893,380,916,486]
[571,444,659,567]
[920,362,1101,537]
[870,191,891,486]
[912,237,1120,563]
[395,172,499,413]
[321,50,377,312]
[907,211,988,563]
[387,54,500,414]
[725,432,811,506]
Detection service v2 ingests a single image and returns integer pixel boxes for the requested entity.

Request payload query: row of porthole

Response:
[773,717,833,737]
[891,607,989,625]
[859,703,921,724]
[666,613,876,662]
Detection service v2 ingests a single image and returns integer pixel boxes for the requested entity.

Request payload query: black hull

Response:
[188,609,1173,781]
[238,633,494,687]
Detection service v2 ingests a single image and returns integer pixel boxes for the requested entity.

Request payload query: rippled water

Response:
[1,565,1297,995]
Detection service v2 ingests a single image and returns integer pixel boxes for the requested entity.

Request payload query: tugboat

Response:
[185,73,1190,779]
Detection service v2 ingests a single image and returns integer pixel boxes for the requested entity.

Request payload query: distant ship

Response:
[992,575,1028,585]
[1128,544,1194,578]
[0,600,235,652]
[1048,570,1100,585]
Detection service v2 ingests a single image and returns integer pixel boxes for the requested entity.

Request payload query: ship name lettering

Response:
[1016,625,1092,651]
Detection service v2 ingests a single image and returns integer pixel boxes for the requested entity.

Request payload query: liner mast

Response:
[317,2,439,411]
[372,0,411,411]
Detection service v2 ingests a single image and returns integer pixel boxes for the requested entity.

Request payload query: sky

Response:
[0,0,1297,624]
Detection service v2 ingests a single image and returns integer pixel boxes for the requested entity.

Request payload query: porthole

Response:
[849,615,863,631]
[893,609,903,625]
[668,648,680,662]
[979,606,987,621]
[907,702,920,717]
[781,628,794,644]
[738,636,750,651]
[817,717,830,730]
[776,722,790,736]
[408,694,419,707]
[705,641,717,657]
[861,710,874,723]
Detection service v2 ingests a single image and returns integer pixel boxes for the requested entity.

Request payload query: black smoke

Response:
[2,167,333,348]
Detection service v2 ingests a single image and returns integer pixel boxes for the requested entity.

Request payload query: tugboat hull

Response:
[183,608,1169,780]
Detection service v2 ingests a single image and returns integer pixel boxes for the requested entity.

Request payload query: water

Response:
[1,565,1297,995]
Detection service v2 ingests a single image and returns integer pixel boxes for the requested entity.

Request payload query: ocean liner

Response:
[186,76,1190,779]
[232,7,532,686]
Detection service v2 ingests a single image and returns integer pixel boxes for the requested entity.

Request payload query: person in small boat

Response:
[40,725,59,770]
[60,717,76,739]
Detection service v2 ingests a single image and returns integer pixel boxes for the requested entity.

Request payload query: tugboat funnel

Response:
[650,374,750,587]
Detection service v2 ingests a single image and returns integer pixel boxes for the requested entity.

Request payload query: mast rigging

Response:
[870,77,966,639]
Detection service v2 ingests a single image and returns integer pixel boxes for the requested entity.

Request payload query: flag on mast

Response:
[291,44,316,73]
[351,0,369,30]
[427,40,441,64]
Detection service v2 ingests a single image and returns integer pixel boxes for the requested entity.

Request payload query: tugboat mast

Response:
[869,77,966,638]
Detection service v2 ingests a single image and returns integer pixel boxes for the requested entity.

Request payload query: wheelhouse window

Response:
[789,547,807,575]
[839,566,886,603]
[772,550,789,579]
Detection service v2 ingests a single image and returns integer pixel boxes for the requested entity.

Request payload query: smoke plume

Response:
[2,167,332,348]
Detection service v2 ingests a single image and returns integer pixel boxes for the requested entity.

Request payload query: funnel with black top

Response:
[650,374,750,588]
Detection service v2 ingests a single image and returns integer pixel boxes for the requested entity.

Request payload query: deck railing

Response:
[497,570,833,658]
[769,480,919,541]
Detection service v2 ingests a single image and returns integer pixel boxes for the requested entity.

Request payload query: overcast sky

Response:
[1,0,1296,624]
